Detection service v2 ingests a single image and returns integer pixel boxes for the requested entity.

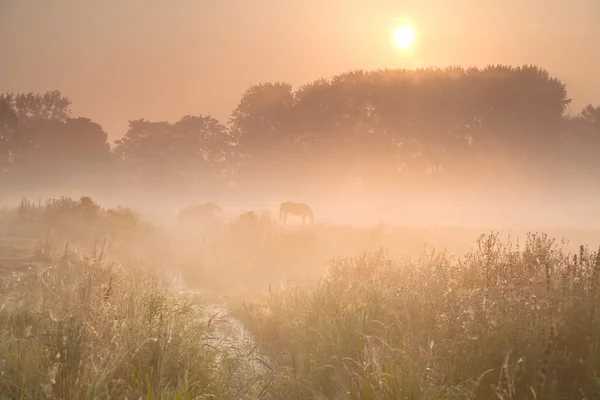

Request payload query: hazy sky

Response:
[1,0,599,142]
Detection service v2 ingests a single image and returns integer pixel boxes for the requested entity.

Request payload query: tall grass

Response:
[0,242,269,399]
[238,233,600,399]
[4,196,600,398]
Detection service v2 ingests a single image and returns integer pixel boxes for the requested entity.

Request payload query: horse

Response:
[279,201,314,225]
[177,202,223,225]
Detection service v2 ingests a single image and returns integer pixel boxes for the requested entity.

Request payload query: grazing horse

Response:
[279,201,314,225]
[178,202,223,224]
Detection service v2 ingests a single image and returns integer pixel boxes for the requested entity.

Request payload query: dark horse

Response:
[279,201,314,225]
[178,202,223,224]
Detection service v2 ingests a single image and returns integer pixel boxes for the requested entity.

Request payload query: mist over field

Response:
[2,65,600,399]
[2,0,600,398]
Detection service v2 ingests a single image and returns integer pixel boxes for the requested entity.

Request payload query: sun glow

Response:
[393,25,415,50]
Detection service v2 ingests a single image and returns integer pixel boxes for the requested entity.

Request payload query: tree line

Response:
[1,64,599,199]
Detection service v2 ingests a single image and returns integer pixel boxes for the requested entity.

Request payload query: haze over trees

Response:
[1,65,599,202]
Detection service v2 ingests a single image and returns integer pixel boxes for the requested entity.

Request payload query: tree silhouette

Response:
[579,104,600,132]
[1,90,71,122]
[560,104,600,176]
[229,82,295,179]
[225,65,573,190]
[0,98,18,174]
[115,114,237,190]
[0,91,112,190]
[1,65,597,197]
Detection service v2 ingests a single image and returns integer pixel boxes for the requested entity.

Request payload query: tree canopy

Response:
[0,64,596,198]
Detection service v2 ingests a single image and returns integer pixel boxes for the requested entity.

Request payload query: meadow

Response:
[1,196,600,399]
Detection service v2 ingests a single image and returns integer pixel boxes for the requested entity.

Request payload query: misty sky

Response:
[1,0,599,142]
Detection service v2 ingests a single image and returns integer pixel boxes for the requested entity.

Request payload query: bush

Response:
[5,196,159,253]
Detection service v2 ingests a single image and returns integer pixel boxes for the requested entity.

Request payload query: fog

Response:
[2,66,600,298]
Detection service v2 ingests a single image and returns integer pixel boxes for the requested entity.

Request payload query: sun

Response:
[393,26,415,50]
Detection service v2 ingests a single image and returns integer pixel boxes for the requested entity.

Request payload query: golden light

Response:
[393,26,415,50]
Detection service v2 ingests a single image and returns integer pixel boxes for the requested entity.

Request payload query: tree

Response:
[0,98,18,173]
[228,82,295,178]
[293,71,400,183]
[1,90,71,122]
[472,65,570,174]
[0,65,590,197]
[579,104,600,132]
[172,115,240,178]
[227,64,576,193]
[7,117,112,186]
[561,104,600,174]
[114,114,237,190]
[368,67,477,176]
[0,91,113,189]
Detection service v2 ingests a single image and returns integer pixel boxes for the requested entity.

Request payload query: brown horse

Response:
[178,202,223,224]
[279,201,314,225]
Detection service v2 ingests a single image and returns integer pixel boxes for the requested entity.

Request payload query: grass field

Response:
[1,197,600,399]
[0,236,38,275]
